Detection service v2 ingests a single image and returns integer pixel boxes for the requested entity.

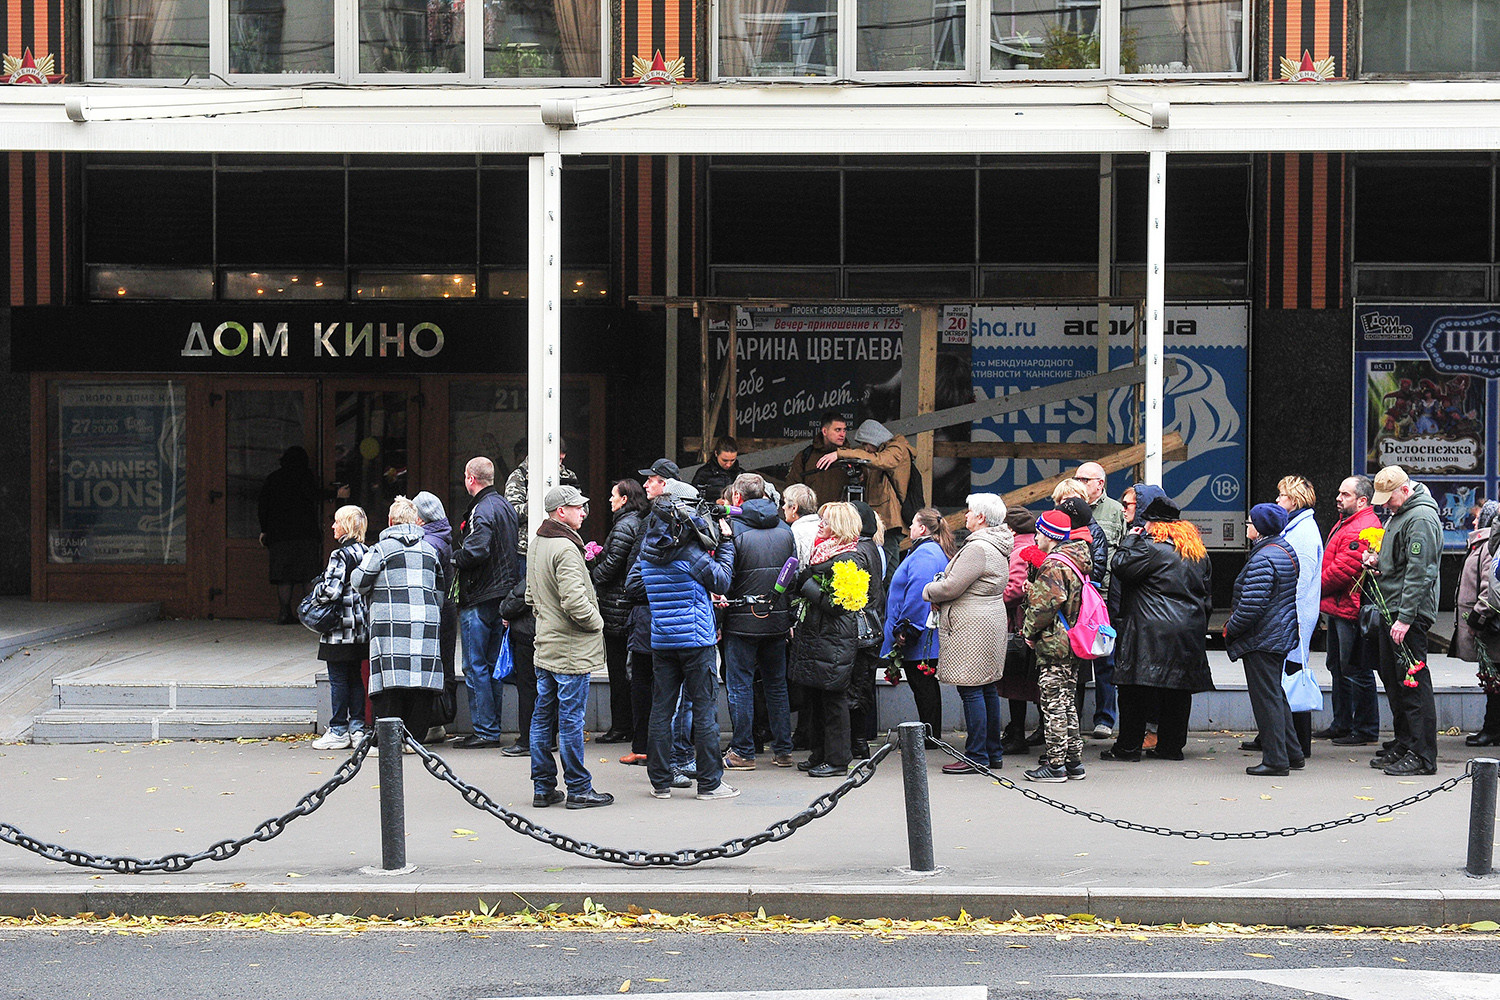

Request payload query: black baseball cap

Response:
[638,458,681,480]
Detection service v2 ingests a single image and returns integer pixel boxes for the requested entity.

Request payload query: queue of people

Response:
[302,415,1480,802]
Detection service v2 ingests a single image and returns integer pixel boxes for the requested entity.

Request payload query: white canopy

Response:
[5,80,1500,155]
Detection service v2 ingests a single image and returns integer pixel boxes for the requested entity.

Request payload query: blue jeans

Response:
[530,669,594,796]
[1092,654,1118,728]
[725,633,792,759]
[1327,615,1380,740]
[326,659,366,736]
[460,601,505,741]
[649,646,725,793]
[672,690,695,773]
[958,683,1002,766]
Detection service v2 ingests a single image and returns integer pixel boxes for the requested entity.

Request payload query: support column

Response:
[665,155,680,459]
[528,146,564,540]
[1096,153,1113,441]
[1144,149,1167,485]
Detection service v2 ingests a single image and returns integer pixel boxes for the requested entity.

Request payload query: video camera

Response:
[835,457,870,503]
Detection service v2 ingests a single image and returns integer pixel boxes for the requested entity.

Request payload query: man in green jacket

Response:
[527,485,613,809]
[1364,465,1441,776]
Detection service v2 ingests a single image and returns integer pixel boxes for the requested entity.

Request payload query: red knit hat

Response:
[1036,509,1072,541]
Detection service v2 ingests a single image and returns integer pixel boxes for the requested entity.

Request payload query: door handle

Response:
[208,490,224,503]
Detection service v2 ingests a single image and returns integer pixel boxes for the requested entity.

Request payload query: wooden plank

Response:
[914,307,938,506]
[699,308,712,463]
[905,432,1184,548]
[684,438,1188,462]
[703,349,734,458]
[683,361,1172,476]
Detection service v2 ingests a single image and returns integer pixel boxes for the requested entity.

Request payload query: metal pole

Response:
[898,721,936,873]
[1467,757,1498,877]
[375,716,407,872]
[1143,148,1167,485]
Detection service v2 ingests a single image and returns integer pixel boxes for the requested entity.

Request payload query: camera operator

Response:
[786,412,852,509]
[627,477,741,800]
[814,418,914,573]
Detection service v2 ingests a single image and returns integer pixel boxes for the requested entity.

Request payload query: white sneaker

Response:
[313,731,352,750]
[649,787,672,799]
[696,783,740,800]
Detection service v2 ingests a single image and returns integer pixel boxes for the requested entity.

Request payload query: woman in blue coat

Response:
[1224,503,1303,776]
[881,508,957,743]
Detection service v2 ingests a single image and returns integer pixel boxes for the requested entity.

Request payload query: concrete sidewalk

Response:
[1,730,1496,926]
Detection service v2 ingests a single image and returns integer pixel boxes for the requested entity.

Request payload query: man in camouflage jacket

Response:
[1020,509,1092,782]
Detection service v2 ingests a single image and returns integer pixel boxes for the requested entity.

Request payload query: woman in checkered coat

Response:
[351,495,445,748]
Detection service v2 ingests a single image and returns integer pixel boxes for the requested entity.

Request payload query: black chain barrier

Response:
[0,738,372,873]
[404,731,895,867]
[930,736,1474,840]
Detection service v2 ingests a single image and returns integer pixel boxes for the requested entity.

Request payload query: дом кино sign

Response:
[8,304,532,374]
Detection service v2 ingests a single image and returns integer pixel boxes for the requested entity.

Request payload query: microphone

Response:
[711,503,742,518]
[773,556,799,594]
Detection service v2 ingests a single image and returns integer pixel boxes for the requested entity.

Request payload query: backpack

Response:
[880,456,925,526]
[1044,552,1116,659]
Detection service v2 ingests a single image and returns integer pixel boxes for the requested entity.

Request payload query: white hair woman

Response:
[922,493,1013,773]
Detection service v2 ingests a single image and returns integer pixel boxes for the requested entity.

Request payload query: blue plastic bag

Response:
[493,631,514,682]
[1282,664,1322,713]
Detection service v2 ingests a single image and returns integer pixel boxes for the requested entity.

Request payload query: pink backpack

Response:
[1043,553,1117,660]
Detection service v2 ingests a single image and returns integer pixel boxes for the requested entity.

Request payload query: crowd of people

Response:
[297,410,1500,806]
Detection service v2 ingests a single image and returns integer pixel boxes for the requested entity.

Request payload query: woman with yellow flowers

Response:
[922,493,1014,774]
[1102,484,1214,763]
[788,501,876,777]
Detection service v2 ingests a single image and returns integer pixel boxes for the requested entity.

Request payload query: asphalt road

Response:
[2,928,1498,1000]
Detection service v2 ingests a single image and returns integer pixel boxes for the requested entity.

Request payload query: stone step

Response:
[55,681,316,711]
[30,708,316,744]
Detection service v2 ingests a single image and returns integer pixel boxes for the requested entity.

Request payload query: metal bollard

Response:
[898,721,936,873]
[1467,757,1498,878]
[375,717,408,872]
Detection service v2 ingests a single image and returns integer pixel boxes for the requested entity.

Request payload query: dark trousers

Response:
[435,598,459,726]
[1483,692,1500,734]
[803,685,852,770]
[1327,614,1381,739]
[906,662,943,740]
[603,633,633,736]
[1117,684,1191,755]
[1375,625,1438,767]
[371,688,431,743]
[647,646,725,793]
[509,633,541,748]
[629,650,655,756]
[1244,650,1303,769]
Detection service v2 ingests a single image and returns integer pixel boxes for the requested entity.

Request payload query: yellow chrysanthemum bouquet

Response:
[1355,526,1424,686]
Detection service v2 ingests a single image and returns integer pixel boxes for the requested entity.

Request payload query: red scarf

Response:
[809,537,857,565]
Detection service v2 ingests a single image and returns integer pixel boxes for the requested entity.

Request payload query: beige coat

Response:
[834,435,913,534]
[527,520,606,676]
[922,525,1013,686]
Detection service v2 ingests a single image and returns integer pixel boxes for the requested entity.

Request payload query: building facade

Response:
[2,0,1496,614]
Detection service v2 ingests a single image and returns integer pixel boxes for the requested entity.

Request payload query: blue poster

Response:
[964,304,1249,550]
[1353,303,1500,550]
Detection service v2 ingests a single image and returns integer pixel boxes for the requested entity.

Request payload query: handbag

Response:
[297,555,355,635]
[1282,663,1323,713]
[856,608,882,649]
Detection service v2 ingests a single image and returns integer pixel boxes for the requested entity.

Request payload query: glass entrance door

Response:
[214,380,319,619]
[325,384,417,524]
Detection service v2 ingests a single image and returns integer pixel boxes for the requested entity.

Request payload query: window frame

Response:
[1357,0,1500,78]
[84,0,609,84]
[711,0,1251,81]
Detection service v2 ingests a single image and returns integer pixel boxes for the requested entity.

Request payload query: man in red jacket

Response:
[1318,474,1382,745]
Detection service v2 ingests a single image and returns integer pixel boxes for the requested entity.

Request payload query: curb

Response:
[2,884,1497,928]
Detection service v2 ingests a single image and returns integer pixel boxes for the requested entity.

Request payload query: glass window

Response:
[484,0,601,77]
[218,169,346,266]
[1355,161,1491,262]
[229,0,335,73]
[719,0,838,77]
[93,0,209,78]
[485,268,610,300]
[989,0,1100,71]
[226,391,307,539]
[88,167,214,265]
[710,170,841,265]
[1122,0,1243,74]
[221,270,346,298]
[1362,0,1500,75]
[846,268,975,296]
[88,267,216,300]
[449,380,594,514]
[982,267,1099,296]
[712,268,842,296]
[1355,267,1490,300]
[858,0,966,71]
[48,381,188,564]
[1116,162,1250,263]
[358,0,466,73]
[353,272,478,298]
[844,168,975,264]
[980,166,1099,262]
[348,169,477,266]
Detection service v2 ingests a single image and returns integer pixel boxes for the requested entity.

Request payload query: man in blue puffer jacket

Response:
[1224,502,1303,777]
[628,480,738,800]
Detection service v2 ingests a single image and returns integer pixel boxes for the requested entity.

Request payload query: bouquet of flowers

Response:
[1356,527,1424,687]
[794,559,871,623]
[583,541,603,561]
